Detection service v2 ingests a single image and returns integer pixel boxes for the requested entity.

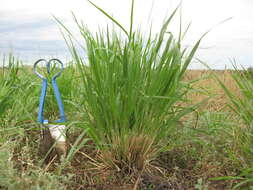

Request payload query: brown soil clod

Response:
[38,126,58,163]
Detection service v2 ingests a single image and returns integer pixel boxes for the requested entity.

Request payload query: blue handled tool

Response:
[34,59,67,156]
[34,58,66,124]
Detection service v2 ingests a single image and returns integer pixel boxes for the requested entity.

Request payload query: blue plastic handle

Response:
[52,78,66,123]
[34,59,66,124]
[38,78,48,124]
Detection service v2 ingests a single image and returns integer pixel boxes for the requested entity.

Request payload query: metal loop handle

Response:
[34,58,64,80]
[48,59,64,80]
[33,59,47,79]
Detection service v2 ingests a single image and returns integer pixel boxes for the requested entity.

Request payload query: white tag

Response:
[48,124,66,142]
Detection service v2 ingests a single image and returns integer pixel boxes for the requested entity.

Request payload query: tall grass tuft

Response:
[58,1,202,172]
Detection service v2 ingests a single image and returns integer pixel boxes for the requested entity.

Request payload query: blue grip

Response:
[38,78,48,124]
[52,78,66,123]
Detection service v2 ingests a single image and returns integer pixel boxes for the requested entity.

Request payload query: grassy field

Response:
[1,57,253,190]
[1,1,253,189]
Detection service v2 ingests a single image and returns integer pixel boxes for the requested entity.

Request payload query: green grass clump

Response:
[217,64,253,188]
[58,0,202,171]
[0,54,20,118]
[219,65,253,158]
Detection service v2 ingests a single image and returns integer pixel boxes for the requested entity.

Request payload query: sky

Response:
[1,0,253,69]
